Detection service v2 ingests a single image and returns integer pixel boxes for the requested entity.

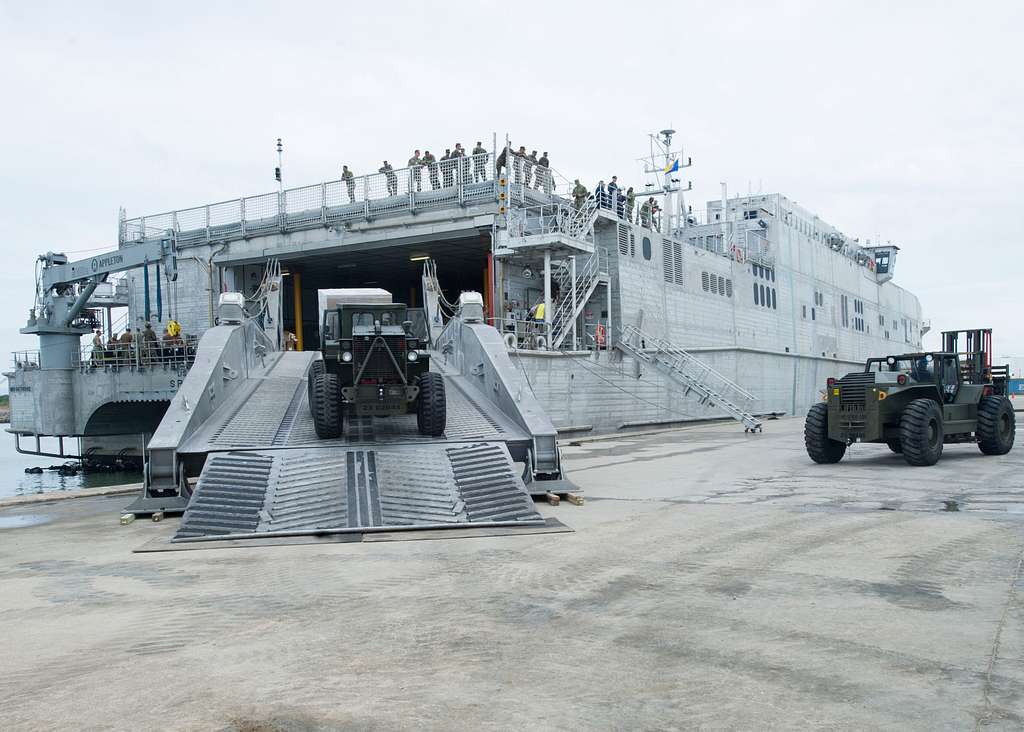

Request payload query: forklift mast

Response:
[941,328,1009,394]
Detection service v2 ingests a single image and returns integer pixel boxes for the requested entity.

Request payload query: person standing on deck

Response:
[91,330,105,367]
[407,150,423,192]
[423,150,439,189]
[441,149,453,187]
[141,322,158,365]
[341,164,356,202]
[607,176,619,212]
[523,150,537,188]
[496,141,511,178]
[594,180,607,209]
[640,198,652,229]
[454,143,469,184]
[513,145,526,184]
[472,141,487,182]
[535,152,549,191]
[572,179,588,211]
[380,161,397,196]
[625,187,636,223]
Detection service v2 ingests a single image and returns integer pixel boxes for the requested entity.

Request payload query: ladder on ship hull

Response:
[617,325,763,432]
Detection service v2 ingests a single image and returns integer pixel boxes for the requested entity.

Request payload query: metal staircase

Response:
[617,325,763,432]
[549,248,608,350]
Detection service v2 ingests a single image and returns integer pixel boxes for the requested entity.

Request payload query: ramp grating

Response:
[175,453,273,537]
[172,443,542,541]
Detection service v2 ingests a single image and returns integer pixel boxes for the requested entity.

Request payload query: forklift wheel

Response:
[900,398,943,466]
[804,402,846,464]
[977,395,1015,455]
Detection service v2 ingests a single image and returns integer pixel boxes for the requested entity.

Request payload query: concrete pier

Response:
[0,417,1021,729]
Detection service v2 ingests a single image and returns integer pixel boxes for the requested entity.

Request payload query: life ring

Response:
[503,332,517,349]
[731,246,745,264]
[595,323,606,348]
[535,335,547,351]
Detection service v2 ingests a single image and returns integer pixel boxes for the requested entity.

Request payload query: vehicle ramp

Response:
[171,349,546,542]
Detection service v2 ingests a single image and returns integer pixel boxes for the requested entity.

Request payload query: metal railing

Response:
[78,335,199,371]
[488,317,552,351]
[120,153,501,246]
[11,351,40,370]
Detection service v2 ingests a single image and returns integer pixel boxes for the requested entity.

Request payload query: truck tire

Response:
[977,395,1015,455]
[307,359,325,405]
[900,398,943,466]
[416,372,447,437]
[804,402,846,464]
[311,371,342,439]
[886,439,903,454]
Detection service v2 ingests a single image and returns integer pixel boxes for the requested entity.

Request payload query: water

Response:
[0,436,141,499]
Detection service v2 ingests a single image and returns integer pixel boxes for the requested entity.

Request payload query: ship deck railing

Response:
[75,337,200,372]
[119,152,584,248]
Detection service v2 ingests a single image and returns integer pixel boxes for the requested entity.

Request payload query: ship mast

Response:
[637,128,692,235]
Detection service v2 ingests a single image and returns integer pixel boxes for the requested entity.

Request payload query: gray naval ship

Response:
[5,129,923,535]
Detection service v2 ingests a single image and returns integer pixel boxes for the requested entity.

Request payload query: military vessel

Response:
[4,129,924,523]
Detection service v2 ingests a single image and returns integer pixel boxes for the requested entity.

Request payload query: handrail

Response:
[620,324,757,402]
[121,152,501,246]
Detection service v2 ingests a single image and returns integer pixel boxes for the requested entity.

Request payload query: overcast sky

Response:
[2,0,1022,383]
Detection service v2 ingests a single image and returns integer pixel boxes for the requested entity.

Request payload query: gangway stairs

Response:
[548,249,608,350]
[617,325,763,432]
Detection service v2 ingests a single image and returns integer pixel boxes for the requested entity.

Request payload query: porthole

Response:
[642,236,652,261]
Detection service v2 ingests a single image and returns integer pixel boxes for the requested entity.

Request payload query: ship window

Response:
[811,307,816,321]
[760,284,766,305]
[744,210,757,220]
[879,314,885,326]
[702,271,710,291]
[754,264,761,278]
[771,288,777,309]
[642,235,651,260]
[802,305,807,319]
[753,282,760,305]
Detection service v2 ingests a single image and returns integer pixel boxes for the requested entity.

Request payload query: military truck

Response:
[308,296,445,439]
[805,328,1015,466]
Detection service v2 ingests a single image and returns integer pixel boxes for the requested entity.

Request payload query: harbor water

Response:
[0,436,140,499]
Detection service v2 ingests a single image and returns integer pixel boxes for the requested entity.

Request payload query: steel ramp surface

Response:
[173,442,543,541]
[178,355,528,455]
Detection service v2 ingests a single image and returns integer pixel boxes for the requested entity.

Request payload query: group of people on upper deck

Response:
[337,143,661,231]
[570,177,662,231]
[338,142,554,200]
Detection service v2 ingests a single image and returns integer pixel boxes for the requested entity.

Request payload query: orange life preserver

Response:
[595,323,606,348]
[731,245,745,264]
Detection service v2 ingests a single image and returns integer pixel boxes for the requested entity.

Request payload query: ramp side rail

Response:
[437,315,561,479]
[127,319,279,513]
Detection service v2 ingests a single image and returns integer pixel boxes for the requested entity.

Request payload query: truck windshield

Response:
[868,356,935,380]
[352,313,373,329]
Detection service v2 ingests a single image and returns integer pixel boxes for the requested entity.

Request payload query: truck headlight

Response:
[342,351,353,363]
[407,351,419,362]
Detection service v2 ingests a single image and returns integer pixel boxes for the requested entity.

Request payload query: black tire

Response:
[977,395,1015,455]
[416,372,447,437]
[804,402,846,464]
[307,359,325,404]
[886,439,903,454]
[311,371,342,439]
[900,398,944,466]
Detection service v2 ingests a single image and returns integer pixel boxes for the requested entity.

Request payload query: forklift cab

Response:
[939,354,960,403]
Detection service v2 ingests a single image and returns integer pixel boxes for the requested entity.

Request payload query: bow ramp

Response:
[160,320,557,542]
